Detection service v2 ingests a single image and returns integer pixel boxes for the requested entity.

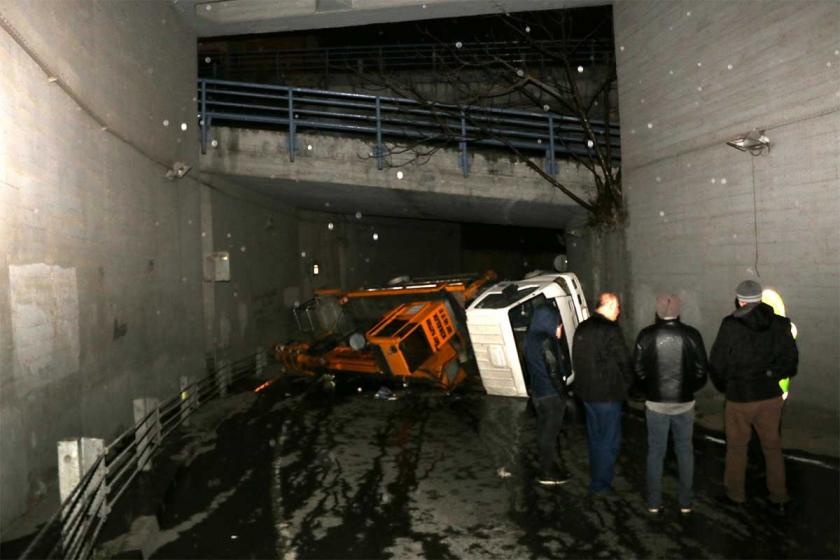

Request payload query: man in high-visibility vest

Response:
[709,280,798,513]
[761,289,798,401]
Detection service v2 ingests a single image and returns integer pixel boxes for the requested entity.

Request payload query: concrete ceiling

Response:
[175,0,608,38]
[206,174,587,228]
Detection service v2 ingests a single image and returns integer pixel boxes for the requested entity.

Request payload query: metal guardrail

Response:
[19,349,269,559]
[198,39,614,81]
[198,78,620,177]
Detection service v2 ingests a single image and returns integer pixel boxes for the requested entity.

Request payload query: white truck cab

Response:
[466,272,590,397]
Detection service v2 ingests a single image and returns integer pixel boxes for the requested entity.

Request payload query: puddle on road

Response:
[93,376,840,559]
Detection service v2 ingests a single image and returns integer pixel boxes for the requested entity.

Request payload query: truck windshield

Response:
[474,286,538,309]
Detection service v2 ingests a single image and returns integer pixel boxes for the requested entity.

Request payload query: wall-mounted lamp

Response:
[165,161,192,180]
[726,129,770,156]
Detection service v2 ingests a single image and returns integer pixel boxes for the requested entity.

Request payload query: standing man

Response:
[524,304,570,486]
[572,292,633,495]
[710,280,798,511]
[634,294,708,514]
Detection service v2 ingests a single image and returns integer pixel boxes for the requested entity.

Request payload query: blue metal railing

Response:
[198,39,614,81]
[198,79,620,177]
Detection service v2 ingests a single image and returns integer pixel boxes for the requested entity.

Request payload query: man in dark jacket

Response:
[710,280,798,510]
[572,292,633,494]
[525,304,570,486]
[634,294,707,513]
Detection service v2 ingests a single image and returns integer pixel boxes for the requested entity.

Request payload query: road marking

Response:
[702,435,838,470]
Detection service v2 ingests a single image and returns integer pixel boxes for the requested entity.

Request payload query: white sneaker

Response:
[537,476,570,486]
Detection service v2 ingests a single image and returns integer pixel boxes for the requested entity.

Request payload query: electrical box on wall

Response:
[204,251,230,282]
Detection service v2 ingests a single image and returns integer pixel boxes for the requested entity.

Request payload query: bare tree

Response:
[350,9,623,228]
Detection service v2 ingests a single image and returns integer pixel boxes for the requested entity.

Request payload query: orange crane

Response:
[275,271,496,389]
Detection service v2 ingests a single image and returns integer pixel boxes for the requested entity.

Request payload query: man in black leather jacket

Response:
[524,304,571,486]
[710,280,798,510]
[633,293,707,513]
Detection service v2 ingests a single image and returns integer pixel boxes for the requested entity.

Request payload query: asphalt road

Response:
[92,374,840,559]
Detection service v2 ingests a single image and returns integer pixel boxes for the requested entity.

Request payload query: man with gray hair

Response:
[710,280,798,513]
[633,294,707,514]
[572,292,633,495]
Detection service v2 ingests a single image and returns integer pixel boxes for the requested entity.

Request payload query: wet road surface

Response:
[94,374,840,559]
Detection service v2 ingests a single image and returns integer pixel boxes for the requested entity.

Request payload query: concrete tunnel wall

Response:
[202,175,465,362]
[0,0,476,526]
[0,1,204,528]
[613,0,840,447]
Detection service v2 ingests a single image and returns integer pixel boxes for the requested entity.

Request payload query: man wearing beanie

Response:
[710,280,798,512]
[633,294,708,514]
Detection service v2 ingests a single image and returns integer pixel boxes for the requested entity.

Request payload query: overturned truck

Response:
[276,271,590,395]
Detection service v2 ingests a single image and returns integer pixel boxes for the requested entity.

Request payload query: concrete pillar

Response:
[133,398,161,472]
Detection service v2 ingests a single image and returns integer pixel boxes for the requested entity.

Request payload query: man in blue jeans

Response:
[633,294,708,513]
[572,293,633,495]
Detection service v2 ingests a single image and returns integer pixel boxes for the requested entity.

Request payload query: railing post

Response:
[200,80,208,154]
[57,438,104,503]
[375,97,383,170]
[180,375,195,426]
[57,437,105,556]
[459,110,470,178]
[256,346,268,379]
[288,89,296,162]
[133,398,161,472]
[545,114,558,176]
[216,358,232,397]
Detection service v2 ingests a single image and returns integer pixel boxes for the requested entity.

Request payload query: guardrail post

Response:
[58,437,105,556]
[256,346,268,379]
[545,114,558,176]
[200,80,208,154]
[459,111,470,178]
[288,89,296,162]
[375,97,383,170]
[57,438,104,503]
[216,358,232,397]
[133,398,161,472]
[180,375,197,425]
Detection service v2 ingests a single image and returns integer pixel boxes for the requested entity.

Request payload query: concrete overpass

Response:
[200,125,594,229]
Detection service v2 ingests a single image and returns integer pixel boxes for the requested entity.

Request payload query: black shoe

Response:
[768,500,790,516]
[591,487,616,499]
[717,494,745,508]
